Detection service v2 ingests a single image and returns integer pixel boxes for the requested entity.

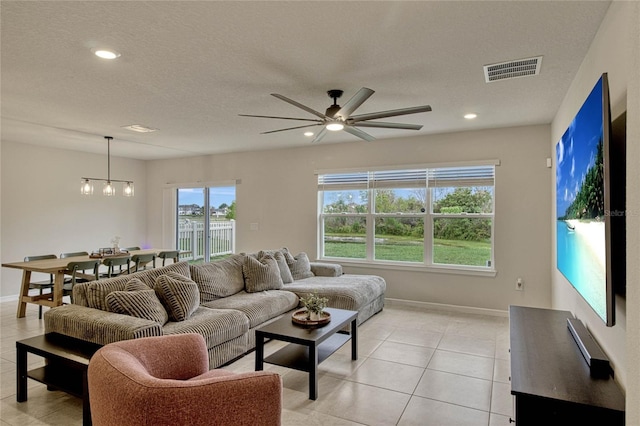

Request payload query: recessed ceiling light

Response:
[464,113,477,120]
[122,124,157,133]
[93,49,121,59]
[304,131,314,137]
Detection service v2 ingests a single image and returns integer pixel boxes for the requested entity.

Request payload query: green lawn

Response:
[324,235,490,266]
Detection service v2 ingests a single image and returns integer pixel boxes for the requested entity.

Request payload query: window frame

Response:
[317,161,498,275]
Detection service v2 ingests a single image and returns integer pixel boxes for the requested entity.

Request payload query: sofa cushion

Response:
[106,289,169,325]
[154,272,200,322]
[283,275,386,313]
[83,262,192,311]
[135,261,192,288]
[243,254,284,293]
[257,250,294,284]
[125,278,150,291]
[189,254,245,301]
[162,306,249,349]
[202,290,299,328]
[283,249,314,280]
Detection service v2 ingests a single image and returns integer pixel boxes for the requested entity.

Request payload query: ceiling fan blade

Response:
[350,105,432,122]
[350,121,423,130]
[311,127,327,143]
[335,87,375,119]
[271,93,328,119]
[343,126,376,142]
[261,123,322,134]
[239,114,323,123]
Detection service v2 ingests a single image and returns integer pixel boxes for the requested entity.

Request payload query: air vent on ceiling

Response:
[483,56,542,83]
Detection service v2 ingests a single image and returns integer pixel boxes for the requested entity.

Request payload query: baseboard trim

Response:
[385,298,508,318]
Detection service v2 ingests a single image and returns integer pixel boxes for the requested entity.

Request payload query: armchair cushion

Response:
[154,272,200,321]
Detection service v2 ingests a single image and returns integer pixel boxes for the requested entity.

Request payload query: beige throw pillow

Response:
[258,250,294,284]
[243,254,284,293]
[282,248,314,280]
[189,254,246,301]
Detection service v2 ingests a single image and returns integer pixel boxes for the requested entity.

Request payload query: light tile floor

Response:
[0,300,513,425]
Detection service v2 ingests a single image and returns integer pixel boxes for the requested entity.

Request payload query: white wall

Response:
[146,124,552,312]
[550,0,639,413]
[0,141,148,298]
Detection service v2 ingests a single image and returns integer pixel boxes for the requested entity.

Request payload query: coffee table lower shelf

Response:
[26,365,85,398]
[264,333,350,371]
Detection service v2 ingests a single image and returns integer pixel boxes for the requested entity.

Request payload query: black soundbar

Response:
[567,318,612,379]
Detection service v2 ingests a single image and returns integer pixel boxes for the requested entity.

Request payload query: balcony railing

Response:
[177,220,235,262]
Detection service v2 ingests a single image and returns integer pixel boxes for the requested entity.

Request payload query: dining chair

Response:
[63,260,100,303]
[157,250,180,266]
[131,253,156,272]
[23,254,57,319]
[60,251,89,259]
[102,256,132,278]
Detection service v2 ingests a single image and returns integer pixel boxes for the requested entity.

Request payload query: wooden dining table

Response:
[3,249,172,318]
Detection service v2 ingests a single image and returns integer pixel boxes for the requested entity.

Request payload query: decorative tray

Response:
[291,309,331,328]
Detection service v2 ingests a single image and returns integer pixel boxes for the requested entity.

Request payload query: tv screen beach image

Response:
[556,76,606,322]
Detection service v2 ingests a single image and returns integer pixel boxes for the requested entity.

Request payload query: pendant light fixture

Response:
[81,136,134,197]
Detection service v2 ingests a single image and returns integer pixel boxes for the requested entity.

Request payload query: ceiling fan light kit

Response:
[240,87,432,143]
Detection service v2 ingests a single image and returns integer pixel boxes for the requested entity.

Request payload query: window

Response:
[318,163,496,270]
[177,186,236,263]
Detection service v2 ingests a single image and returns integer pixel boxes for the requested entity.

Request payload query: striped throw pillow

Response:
[106,289,169,325]
[258,250,294,284]
[282,249,315,280]
[242,254,284,293]
[154,272,200,321]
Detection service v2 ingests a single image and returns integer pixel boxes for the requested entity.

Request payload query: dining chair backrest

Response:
[63,259,100,303]
[131,253,156,272]
[158,250,180,266]
[66,260,100,284]
[60,251,89,259]
[24,254,57,262]
[125,247,141,251]
[23,254,57,282]
[103,256,132,277]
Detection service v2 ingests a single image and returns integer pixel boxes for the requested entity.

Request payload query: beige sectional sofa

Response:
[44,249,386,368]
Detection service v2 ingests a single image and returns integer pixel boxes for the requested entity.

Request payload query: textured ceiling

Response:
[1,1,611,160]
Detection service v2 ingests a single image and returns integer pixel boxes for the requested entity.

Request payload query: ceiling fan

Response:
[239,87,432,143]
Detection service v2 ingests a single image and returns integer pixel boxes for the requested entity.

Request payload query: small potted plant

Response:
[300,292,328,321]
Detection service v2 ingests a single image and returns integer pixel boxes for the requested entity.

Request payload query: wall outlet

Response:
[516,277,524,291]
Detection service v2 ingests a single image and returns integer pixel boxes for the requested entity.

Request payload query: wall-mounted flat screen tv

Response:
[556,73,624,327]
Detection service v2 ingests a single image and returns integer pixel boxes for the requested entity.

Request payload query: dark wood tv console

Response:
[509,306,625,425]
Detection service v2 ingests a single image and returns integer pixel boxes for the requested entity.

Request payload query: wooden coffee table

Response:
[255,307,358,400]
[16,333,102,426]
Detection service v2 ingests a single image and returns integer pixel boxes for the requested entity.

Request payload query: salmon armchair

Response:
[88,333,282,426]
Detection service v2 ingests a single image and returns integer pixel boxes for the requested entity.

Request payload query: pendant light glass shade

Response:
[103,181,116,196]
[80,179,94,195]
[123,182,134,197]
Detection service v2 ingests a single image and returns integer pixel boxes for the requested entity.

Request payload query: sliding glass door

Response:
[177,186,236,263]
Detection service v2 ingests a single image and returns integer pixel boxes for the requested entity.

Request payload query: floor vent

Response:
[484,56,542,83]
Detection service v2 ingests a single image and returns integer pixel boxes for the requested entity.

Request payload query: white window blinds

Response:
[318,165,495,189]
